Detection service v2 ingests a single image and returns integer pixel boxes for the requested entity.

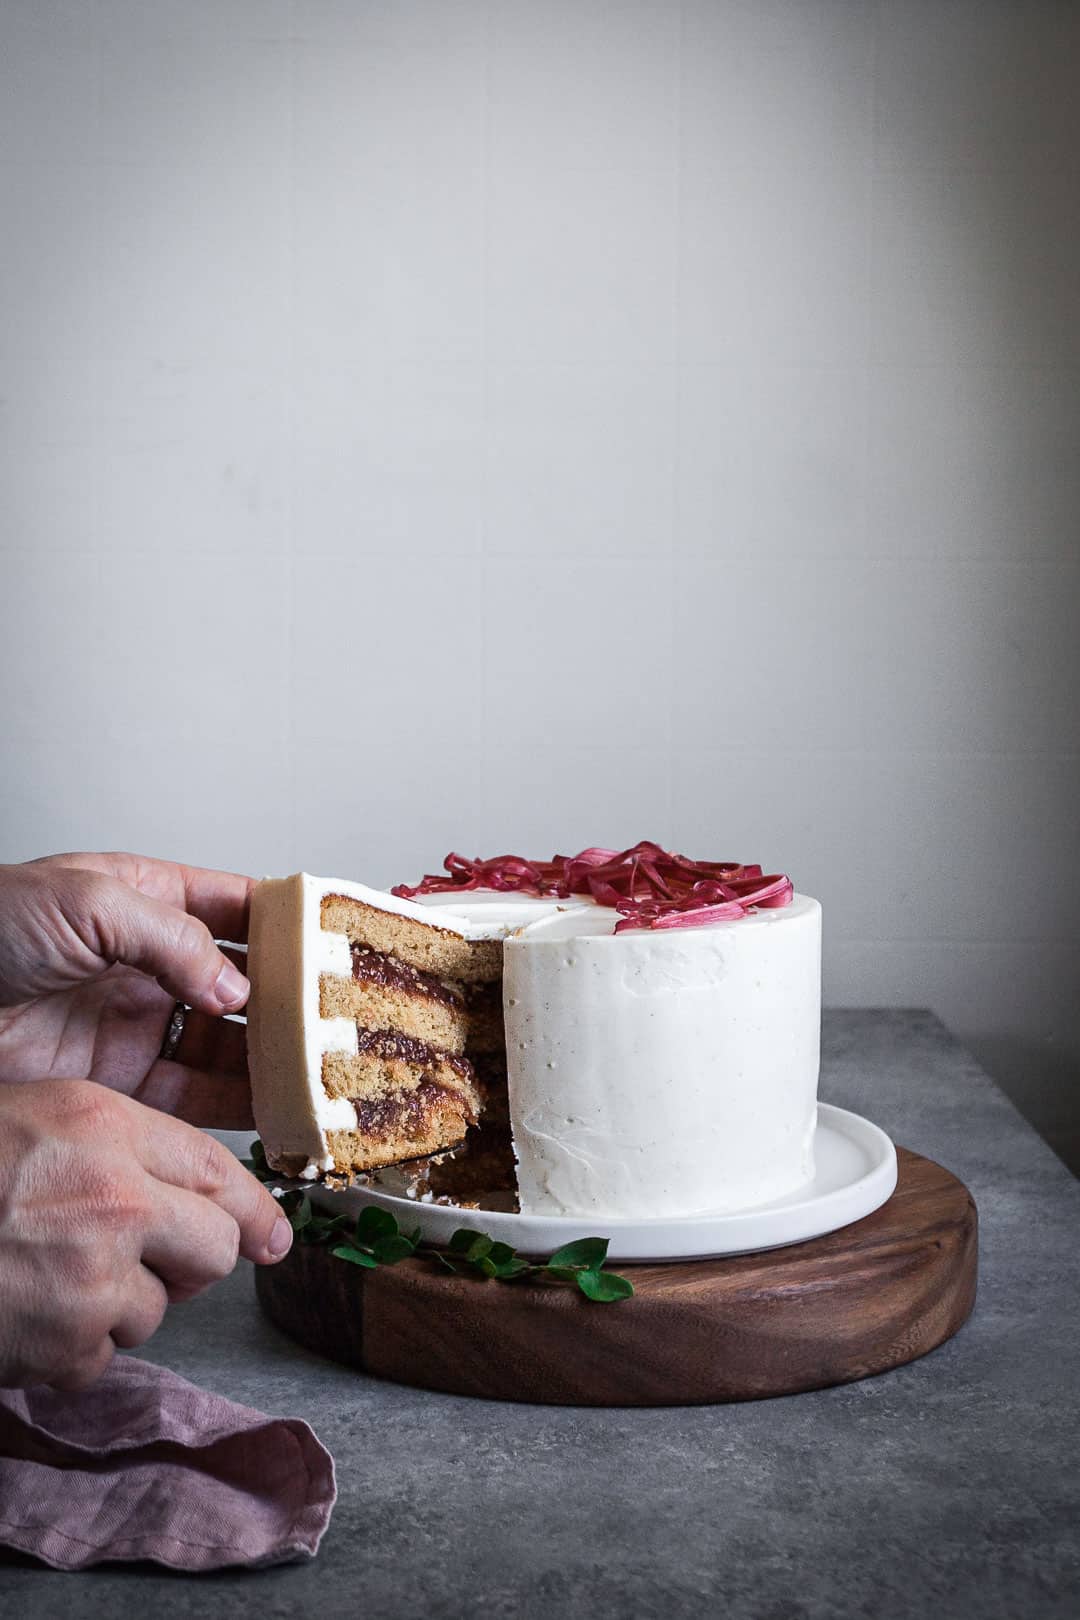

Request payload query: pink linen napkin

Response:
[0,1355,335,1571]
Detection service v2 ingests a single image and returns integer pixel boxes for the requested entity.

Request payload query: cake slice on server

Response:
[246,874,512,1179]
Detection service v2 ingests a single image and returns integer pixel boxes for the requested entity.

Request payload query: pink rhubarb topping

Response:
[392,841,793,933]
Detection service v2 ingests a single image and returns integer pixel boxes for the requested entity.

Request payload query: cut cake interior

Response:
[247,874,509,1178]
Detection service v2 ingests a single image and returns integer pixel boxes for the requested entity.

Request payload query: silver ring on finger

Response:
[159,1001,187,1062]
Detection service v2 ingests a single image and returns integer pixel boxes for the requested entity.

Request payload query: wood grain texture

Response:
[255,1148,977,1406]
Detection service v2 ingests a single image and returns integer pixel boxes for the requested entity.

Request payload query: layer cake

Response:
[247,847,822,1217]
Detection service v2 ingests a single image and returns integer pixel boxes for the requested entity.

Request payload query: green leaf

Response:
[355,1206,399,1244]
[446,1231,485,1257]
[300,1213,346,1245]
[371,1234,419,1265]
[547,1237,610,1270]
[542,1266,580,1284]
[486,1241,517,1267]
[278,1190,311,1231]
[491,1257,532,1280]
[405,1227,423,1248]
[448,1227,491,1257]
[576,1269,635,1303]
[332,1244,379,1268]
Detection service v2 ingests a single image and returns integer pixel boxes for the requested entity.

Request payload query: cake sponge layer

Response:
[325,1076,476,1171]
[322,1033,479,1114]
[319,970,468,1055]
[321,892,502,985]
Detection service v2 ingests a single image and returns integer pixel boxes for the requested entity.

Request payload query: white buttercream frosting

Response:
[411,890,590,932]
[247,873,358,1178]
[503,895,822,1218]
[336,877,564,939]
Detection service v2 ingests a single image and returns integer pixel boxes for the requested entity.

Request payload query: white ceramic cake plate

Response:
[306,1103,897,1264]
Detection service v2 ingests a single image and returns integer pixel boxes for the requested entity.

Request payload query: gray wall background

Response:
[1,1,1078,1168]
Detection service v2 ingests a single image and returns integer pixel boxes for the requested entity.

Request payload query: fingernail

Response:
[268,1216,293,1259]
[214,958,250,1010]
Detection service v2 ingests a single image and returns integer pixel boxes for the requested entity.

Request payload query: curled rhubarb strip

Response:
[392,841,793,932]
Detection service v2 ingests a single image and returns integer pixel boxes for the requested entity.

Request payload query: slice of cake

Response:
[247,846,822,1217]
[246,874,503,1178]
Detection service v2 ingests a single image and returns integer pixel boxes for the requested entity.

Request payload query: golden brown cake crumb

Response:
[320,893,502,984]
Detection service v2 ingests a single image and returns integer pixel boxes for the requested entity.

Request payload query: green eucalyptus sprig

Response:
[246,1141,633,1304]
[433,1226,634,1301]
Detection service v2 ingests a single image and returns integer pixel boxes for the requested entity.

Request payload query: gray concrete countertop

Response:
[2,1010,1077,1618]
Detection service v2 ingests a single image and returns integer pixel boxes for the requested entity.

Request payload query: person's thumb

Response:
[71,871,250,1014]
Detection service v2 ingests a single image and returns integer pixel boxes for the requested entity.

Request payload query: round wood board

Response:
[254,1147,977,1406]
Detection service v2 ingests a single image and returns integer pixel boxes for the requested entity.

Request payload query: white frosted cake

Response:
[246,845,822,1219]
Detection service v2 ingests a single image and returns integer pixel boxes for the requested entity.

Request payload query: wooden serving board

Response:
[255,1148,977,1406]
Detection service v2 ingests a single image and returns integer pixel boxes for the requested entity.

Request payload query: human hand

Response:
[0,852,258,1129]
[0,1079,292,1388]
